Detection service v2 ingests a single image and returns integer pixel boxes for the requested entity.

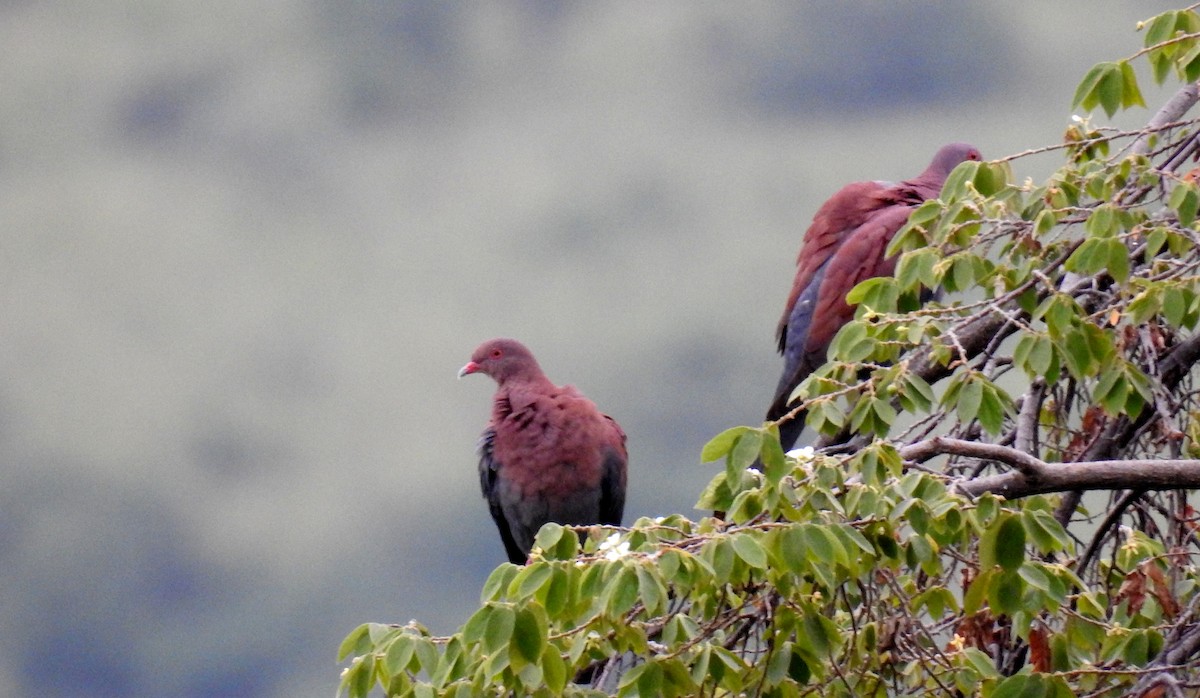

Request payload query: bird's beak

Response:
[457,361,480,379]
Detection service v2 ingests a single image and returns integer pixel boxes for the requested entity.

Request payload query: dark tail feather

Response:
[775,410,806,453]
[766,388,807,453]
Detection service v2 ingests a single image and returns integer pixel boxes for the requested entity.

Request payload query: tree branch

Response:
[1129,80,1200,156]
[1014,379,1045,456]
[900,436,1200,499]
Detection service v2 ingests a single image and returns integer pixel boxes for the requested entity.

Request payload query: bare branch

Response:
[1014,379,1045,456]
[1129,80,1200,155]
[901,436,1200,498]
[901,437,1046,475]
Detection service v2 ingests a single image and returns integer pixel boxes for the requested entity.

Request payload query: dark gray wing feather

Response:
[478,428,525,564]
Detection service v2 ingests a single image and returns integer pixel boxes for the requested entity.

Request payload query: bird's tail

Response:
[765,389,807,453]
[774,411,806,453]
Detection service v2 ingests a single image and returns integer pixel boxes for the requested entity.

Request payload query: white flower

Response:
[598,532,630,560]
[653,516,666,524]
[604,542,630,561]
[746,467,761,475]
[786,446,816,462]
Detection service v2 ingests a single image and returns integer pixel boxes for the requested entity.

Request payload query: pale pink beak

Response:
[457,361,480,379]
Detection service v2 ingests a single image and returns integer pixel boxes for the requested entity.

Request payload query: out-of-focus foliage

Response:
[340,7,1200,696]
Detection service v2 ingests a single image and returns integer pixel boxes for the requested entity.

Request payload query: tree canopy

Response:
[340,7,1200,697]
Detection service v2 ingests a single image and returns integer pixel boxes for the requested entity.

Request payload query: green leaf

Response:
[897,248,938,291]
[726,488,764,523]
[1060,328,1094,378]
[605,564,640,615]
[988,569,1026,616]
[540,568,566,618]
[729,430,763,473]
[1104,238,1130,282]
[509,606,547,668]
[338,623,372,662]
[973,161,1009,197]
[759,427,788,484]
[964,567,992,616]
[701,426,749,462]
[1119,60,1146,109]
[731,533,769,569]
[976,383,1007,435]
[1022,508,1071,553]
[778,526,809,575]
[961,647,1000,680]
[1018,563,1051,594]
[900,373,936,413]
[830,321,869,362]
[1184,40,1200,83]
[510,562,553,600]
[1144,10,1179,47]
[662,657,700,695]
[993,674,1045,698]
[413,638,439,676]
[847,276,899,312]
[706,537,735,584]
[541,646,567,695]
[1096,63,1123,117]
[636,563,666,614]
[1170,181,1199,228]
[1034,209,1058,236]
[942,162,980,201]
[344,655,375,698]
[1072,62,1110,110]
[995,515,1027,571]
[800,610,841,659]
[1065,237,1105,275]
[480,564,519,603]
[636,660,664,697]
[1015,334,1056,380]
[384,634,416,678]
[802,524,848,568]
[532,523,565,557]
[1163,285,1187,327]
[463,605,491,645]
[483,604,515,654]
[956,374,983,425]
[1095,366,1128,416]
[835,525,873,558]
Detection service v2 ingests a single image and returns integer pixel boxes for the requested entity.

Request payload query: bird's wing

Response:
[478,427,526,564]
[770,257,831,419]
[767,204,913,436]
[597,416,628,527]
[777,181,892,352]
[802,205,911,355]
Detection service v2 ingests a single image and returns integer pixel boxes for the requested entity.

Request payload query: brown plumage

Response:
[459,338,627,564]
[768,143,983,450]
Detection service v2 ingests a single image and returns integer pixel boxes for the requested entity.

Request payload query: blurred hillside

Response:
[0,2,1179,696]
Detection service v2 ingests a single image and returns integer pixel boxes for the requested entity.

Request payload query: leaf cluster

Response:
[340,8,1200,697]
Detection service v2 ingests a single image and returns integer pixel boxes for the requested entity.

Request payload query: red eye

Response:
[491,348,503,358]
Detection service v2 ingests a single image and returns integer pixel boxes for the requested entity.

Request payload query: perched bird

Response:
[767,143,982,450]
[459,338,627,564]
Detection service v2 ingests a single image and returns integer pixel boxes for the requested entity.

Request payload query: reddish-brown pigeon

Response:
[768,143,982,450]
[459,338,627,564]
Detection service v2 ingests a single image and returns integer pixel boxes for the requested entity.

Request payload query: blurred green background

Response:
[0,2,1178,696]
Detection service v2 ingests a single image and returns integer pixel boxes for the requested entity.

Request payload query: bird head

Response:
[927,142,983,180]
[458,338,546,386]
